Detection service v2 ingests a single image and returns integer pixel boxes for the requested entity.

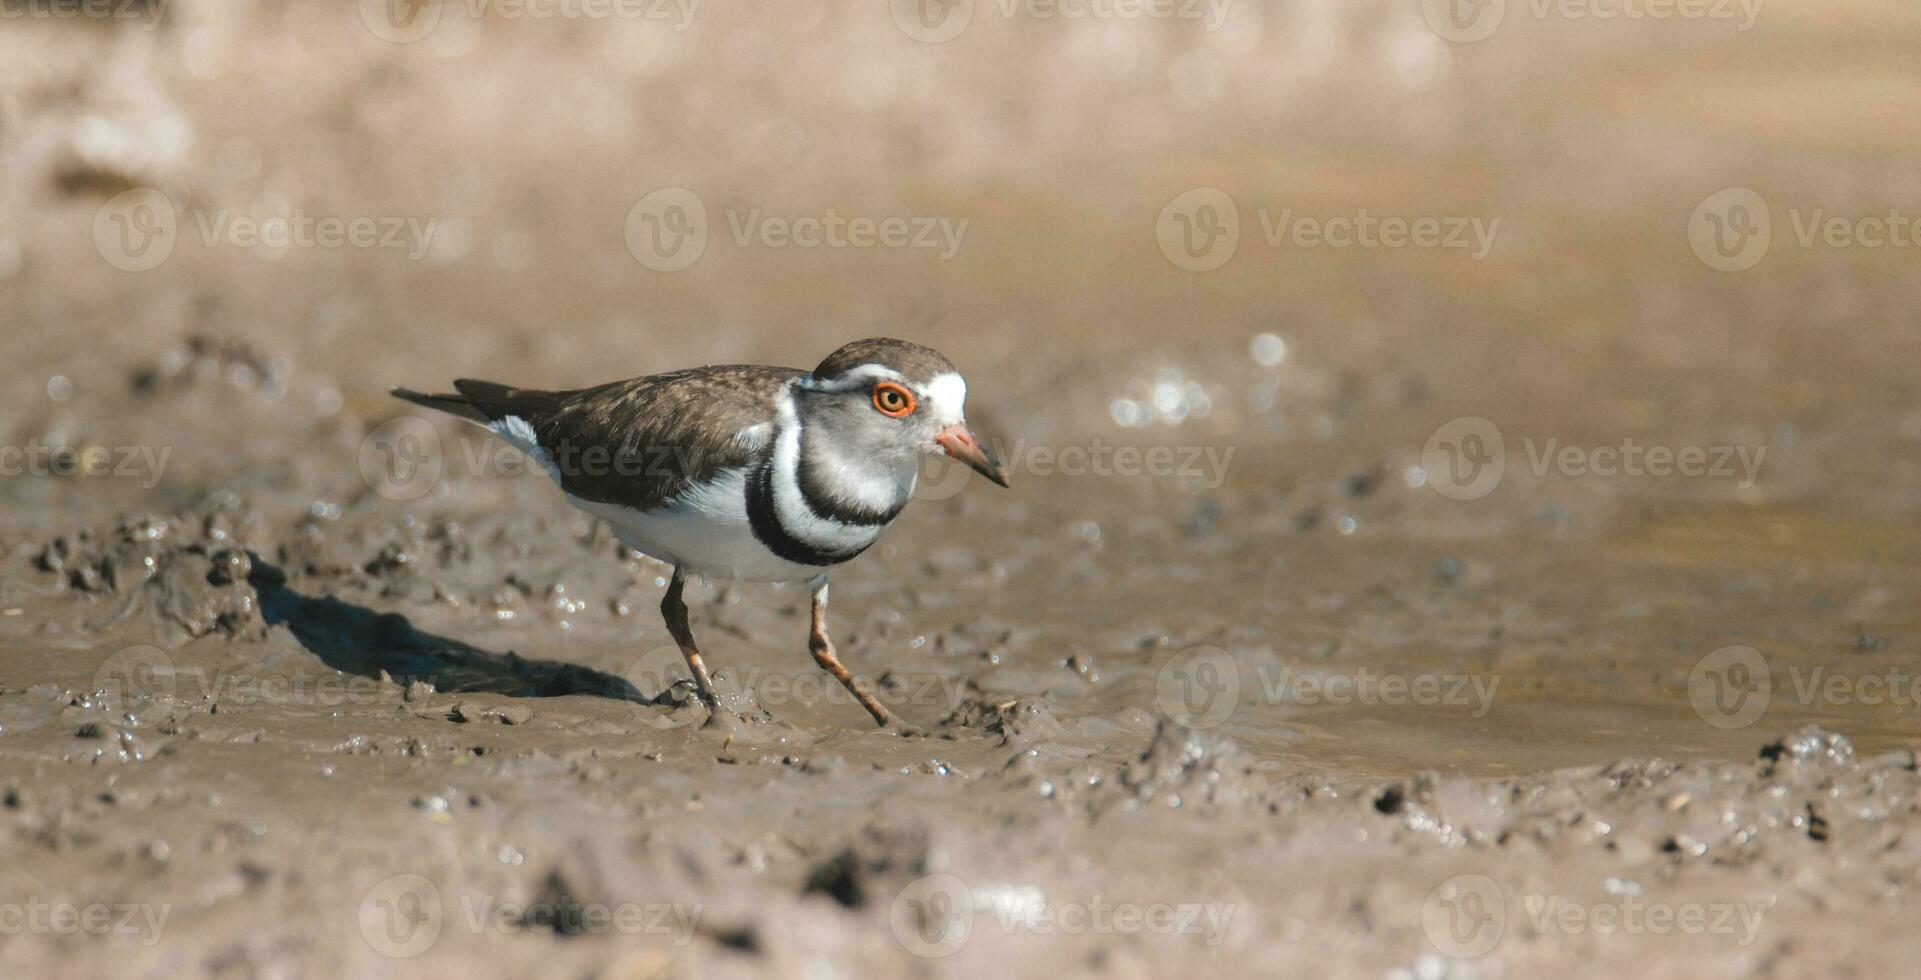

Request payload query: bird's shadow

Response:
[247,555,655,704]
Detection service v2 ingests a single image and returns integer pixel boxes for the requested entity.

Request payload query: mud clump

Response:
[1115,720,1261,809]
[33,496,268,642]
[801,826,932,911]
[1759,725,1856,775]
[941,694,1068,745]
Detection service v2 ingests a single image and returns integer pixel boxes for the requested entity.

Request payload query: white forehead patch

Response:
[923,372,967,424]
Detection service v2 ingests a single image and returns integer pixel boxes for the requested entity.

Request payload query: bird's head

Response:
[796,337,1010,488]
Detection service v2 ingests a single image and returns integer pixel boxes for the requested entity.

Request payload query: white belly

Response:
[565,469,823,583]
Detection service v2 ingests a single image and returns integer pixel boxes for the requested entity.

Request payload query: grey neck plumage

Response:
[743,380,918,567]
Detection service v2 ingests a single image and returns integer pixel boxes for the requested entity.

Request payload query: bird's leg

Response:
[807,577,919,735]
[660,567,721,716]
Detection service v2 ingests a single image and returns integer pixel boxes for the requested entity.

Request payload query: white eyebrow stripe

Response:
[802,363,906,393]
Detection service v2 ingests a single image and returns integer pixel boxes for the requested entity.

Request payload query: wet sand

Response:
[5,1,1921,977]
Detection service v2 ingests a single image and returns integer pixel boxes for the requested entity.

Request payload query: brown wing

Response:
[398,365,798,512]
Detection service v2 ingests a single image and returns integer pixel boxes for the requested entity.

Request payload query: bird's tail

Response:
[391,380,562,425]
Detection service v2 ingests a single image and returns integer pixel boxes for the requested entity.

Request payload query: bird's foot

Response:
[880,716,929,738]
[700,705,752,737]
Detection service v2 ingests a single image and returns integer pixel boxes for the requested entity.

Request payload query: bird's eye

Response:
[872,382,916,418]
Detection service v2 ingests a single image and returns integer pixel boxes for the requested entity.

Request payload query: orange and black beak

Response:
[935,424,1010,487]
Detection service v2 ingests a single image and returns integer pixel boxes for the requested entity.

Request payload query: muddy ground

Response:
[4,1,1921,977]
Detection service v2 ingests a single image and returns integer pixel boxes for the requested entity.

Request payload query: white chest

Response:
[566,470,827,582]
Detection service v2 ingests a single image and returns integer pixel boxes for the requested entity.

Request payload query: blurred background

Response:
[7,0,1919,528]
[6,1,1921,976]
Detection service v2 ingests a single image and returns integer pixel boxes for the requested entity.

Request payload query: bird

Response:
[391,338,1009,733]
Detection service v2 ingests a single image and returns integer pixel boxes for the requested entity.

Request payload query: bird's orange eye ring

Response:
[872,382,916,418]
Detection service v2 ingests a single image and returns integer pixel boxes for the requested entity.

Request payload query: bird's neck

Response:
[769,385,916,530]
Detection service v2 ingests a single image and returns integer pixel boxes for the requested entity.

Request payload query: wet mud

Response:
[5,1,1921,977]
